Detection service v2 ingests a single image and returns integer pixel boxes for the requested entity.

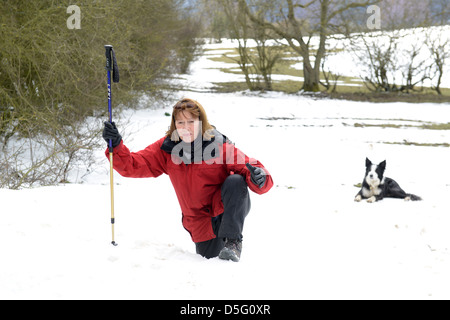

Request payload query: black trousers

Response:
[195,174,251,259]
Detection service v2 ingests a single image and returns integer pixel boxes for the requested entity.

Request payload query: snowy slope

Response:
[2,37,450,300]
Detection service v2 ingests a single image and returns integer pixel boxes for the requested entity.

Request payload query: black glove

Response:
[246,163,266,188]
[102,121,122,148]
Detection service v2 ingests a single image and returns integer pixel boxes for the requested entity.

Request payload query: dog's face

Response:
[365,158,386,188]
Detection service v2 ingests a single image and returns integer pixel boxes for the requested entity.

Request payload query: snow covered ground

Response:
[2,36,450,300]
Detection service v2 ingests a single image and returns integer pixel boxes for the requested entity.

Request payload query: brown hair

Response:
[165,98,215,142]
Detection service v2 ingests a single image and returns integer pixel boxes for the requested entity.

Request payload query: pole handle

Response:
[104,45,119,83]
[105,45,113,71]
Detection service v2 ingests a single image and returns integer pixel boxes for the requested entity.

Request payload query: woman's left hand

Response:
[246,163,266,188]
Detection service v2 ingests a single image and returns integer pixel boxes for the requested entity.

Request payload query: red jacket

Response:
[105,132,273,243]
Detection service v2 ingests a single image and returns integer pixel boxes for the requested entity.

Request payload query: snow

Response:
[2,33,450,300]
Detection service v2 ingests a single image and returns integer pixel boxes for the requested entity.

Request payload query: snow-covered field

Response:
[2,36,450,300]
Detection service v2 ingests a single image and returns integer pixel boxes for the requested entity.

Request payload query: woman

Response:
[102,98,273,261]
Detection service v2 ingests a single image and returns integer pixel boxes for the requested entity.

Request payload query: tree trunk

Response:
[302,61,320,92]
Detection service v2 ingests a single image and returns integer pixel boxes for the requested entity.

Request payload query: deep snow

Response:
[2,34,450,300]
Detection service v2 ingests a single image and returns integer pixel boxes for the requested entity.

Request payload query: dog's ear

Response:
[379,160,386,170]
[365,157,372,168]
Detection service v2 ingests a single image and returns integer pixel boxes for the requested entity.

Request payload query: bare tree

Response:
[320,54,341,93]
[426,30,450,95]
[349,26,448,94]
[238,0,380,92]
[219,0,282,91]
[399,39,429,93]
[350,31,399,92]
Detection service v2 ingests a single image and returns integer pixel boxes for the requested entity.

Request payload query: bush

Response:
[0,0,200,188]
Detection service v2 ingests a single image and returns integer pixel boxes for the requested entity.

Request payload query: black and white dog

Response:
[355,158,422,203]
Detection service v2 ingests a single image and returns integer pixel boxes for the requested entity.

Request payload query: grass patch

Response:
[347,119,450,130]
[271,80,303,94]
[353,123,407,129]
[422,122,450,130]
[383,141,450,148]
[327,91,450,103]
[212,81,249,93]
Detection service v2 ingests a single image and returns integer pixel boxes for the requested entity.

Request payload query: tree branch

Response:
[327,0,381,22]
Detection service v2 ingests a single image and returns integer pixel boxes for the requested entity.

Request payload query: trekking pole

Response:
[105,45,119,246]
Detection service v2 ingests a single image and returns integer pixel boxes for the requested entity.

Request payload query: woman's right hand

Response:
[102,121,122,148]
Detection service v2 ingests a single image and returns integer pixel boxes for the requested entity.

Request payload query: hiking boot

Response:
[219,238,242,262]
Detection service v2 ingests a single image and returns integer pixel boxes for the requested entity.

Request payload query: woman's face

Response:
[175,110,200,143]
